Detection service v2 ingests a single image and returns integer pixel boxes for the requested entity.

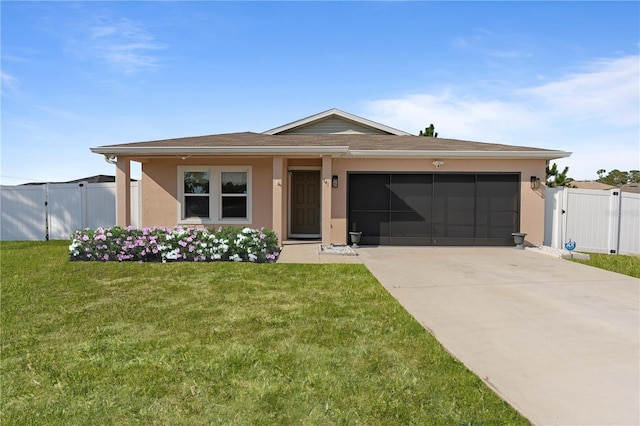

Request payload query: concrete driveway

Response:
[357,246,639,426]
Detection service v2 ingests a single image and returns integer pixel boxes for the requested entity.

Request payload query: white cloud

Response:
[0,71,19,93]
[522,56,639,126]
[364,55,640,180]
[365,93,537,144]
[69,17,165,74]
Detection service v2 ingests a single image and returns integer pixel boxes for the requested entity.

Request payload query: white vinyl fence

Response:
[544,187,640,256]
[1,182,140,241]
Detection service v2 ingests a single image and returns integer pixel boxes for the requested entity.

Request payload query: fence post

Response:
[608,189,621,254]
[560,187,569,249]
[44,183,50,241]
[79,181,89,229]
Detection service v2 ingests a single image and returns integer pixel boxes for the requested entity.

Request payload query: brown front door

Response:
[291,171,321,236]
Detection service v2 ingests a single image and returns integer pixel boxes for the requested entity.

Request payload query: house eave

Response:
[346,150,572,160]
[91,146,571,160]
[90,146,351,157]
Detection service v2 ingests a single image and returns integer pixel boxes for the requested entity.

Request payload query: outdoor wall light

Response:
[332,175,339,188]
[530,176,541,190]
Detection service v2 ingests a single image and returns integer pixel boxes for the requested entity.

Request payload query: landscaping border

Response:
[69,226,280,263]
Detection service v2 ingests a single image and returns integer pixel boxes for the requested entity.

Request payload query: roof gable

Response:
[263,108,412,136]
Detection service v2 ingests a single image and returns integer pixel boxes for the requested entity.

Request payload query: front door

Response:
[290,171,321,237]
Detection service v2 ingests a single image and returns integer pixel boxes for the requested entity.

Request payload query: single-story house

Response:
[91,108,570,246]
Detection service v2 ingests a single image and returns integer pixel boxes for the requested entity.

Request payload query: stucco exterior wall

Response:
[137,155,547,246]
[140,157,273,230]
[329,158,547,246]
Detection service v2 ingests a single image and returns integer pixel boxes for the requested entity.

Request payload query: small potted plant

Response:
[511,232,527,250]
[349,231,362,248]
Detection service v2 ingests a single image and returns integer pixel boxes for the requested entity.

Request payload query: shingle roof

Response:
[91,131,569,159]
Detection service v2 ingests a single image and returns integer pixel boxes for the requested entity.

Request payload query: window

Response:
[178,166,251,224]
[221,171,247,218]
[184,171,210,218]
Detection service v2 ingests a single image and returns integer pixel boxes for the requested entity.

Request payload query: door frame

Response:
[288,167,322,239]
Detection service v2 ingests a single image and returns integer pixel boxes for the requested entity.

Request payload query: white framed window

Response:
[178,166,252,224]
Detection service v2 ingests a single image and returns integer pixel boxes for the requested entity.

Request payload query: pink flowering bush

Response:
[69,226,280,263]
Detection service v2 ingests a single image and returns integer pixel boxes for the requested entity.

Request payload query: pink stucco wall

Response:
[136,156,547,246]
[140,157,273,230]
[329,158,547,245]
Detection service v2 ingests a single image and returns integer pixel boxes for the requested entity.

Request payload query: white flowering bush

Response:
[69,226,280,263]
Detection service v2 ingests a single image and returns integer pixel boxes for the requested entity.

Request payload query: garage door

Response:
[348,173,520,246]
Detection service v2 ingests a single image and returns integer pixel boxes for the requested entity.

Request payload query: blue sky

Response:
[2,1,638,184]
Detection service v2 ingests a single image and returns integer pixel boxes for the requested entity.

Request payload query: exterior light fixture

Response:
[530,176,541,190]
[332,175,339,188]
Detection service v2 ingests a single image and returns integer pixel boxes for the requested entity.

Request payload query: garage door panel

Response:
[433,211,475,238]
[390,211,432,237]
[348,173,520,246]
[350,211,389,238]
[476,211,519,239]
[349,174,390,211]
[390,174,432,211]
[477,175,519,211]
[434,175,475,211]
[477,194,519,211]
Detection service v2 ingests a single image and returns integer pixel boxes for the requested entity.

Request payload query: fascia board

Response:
[91,146,571,160]
[347,150,572,159]
[90,146,351,156]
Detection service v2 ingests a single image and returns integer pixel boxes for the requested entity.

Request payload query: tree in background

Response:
[419,124,438,137]
[546,163,574,187]
[596,169,640,186]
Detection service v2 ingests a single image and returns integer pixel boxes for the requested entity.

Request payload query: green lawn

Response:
[568,252,640,278]
[1,241,528,425]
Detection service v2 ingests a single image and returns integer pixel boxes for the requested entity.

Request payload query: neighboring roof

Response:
[620,183,640,194]
[571,181,640,193]
[91,132,571,160]
[263,108,412,136]
[571,181,615,190]
[20,174,135,185]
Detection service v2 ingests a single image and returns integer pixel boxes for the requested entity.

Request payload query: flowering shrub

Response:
[69,226,280,263]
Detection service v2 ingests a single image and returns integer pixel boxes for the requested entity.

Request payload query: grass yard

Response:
[1,241,528,425]
[568,252,640,278]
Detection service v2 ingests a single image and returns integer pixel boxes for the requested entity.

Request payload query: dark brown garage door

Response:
[348,173,520,246]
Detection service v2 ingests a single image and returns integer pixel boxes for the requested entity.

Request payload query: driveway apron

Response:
[357,246,639,426]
